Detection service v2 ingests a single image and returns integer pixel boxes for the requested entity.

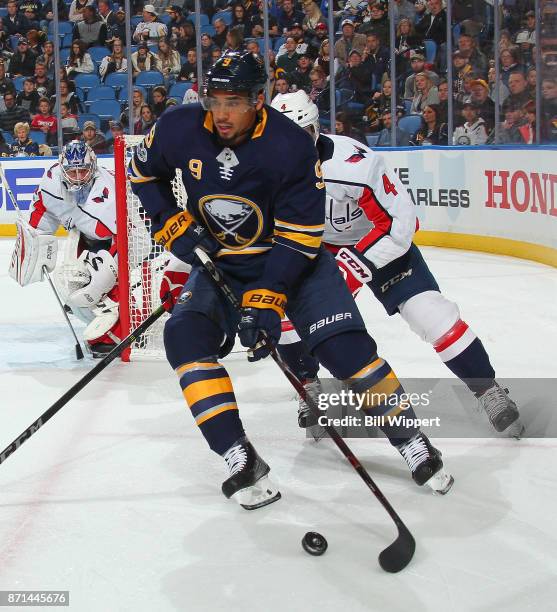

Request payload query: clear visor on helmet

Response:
[61,163,95,191]
[201,93,256,114]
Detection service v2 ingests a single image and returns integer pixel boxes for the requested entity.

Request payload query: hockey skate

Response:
[396,432,454,495]
[298,378,326,441]
[477,382,524,438]
[222,437,281,510]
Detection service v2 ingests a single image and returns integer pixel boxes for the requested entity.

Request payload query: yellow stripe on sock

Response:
[350,358,384,380]
[183,376,234,406]
[176,362,221,376]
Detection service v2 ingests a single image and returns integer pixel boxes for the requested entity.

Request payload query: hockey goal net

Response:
[114,135,186,361]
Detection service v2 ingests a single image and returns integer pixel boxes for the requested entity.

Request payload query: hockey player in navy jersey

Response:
[130,51,453,510]
[271,90,523,439]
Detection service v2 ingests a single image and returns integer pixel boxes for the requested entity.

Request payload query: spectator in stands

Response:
[305,20,327,59]
[361,32,389,92]
[487,100,527,144]
[36,40,54,76]
[73,6,107,48]
[453,99,488,145]
[156,39,181,83]
[338,49,374,102]
[119,88,145,128]
[0,132,10,156]
[452,50,473,100]
[276,37,300,74]
[457,32,488,76]
[0,60,15,104]
[26,29,44,57]
[371,78,395,116]
[437,78,448,123]
[415,0,446,47]
[60,101,79,142]
[0,20,11,59]
[133,4,167,43]
[278,0,304,34]
[165,5,188,32]
[395,17,422,74]
[250,0,279,39]
[151,85,176,118]
[403,51,438,99]
[302,1,325,35]
[499,48,523,87]
[40,1,70,31]
[230,4,250,38]
[515,29,534,68]
[410,72,439,114]
[99,38,127,82]
[314,38,338,77]
[469,78,495,133]
[131,42,159,78]
[81,120,108,154]
[487,65,509,105]
[134,103,155,135]
[517,99,536,144]
[335,19,367,67]
[290,52,313,93]
[16,77,39,114]
[541,77,557,143]
[9,121,39,156]
[105,120,124,153]
[69,0,93,24]
[275,74,290,96]
[178,48,197,82]
[31,96,57,143]
[97,0,117,31]
[201,32,219,68]
[66,40,95,80]
[3,1,30,37]
[33,61,53,95]
[413,104,447,145]
[506,70,532,109]
[8,37,36,77]
[376,109,411,147]
[335,111,367,144]
[20,3,41,31]
[358,1,389,45]
[213,18,228,49]
[50,79,83,115]
[108,8,127,45]
[308,65,327,101]
[174,21,196,55]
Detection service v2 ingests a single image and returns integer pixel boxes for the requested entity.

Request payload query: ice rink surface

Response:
[0,238,556,612]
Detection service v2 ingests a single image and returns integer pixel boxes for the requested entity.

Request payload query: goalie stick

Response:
[194,247,416,573]
[0,301,168,466]
[0,162,84,360]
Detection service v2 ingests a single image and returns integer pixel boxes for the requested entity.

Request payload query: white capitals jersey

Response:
[29,164,117,242]
[319,134,417,269]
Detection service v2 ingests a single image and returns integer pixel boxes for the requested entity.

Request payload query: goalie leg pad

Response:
[9,221,57,286]
[83,296,120,343]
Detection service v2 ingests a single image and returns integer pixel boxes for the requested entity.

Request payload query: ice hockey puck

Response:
[302,532,328,556]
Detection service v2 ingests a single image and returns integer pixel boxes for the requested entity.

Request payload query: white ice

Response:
[0,238,556,612]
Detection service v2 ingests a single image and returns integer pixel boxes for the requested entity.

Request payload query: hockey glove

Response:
[238,289,287,362]
[159,255,191,312]
[335,247,375,294]
[154,210,218,264]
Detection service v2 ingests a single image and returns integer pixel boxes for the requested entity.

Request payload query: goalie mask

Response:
[60,140,97,191]
[270,90,320,142]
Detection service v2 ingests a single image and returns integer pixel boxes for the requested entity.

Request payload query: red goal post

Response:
[114,135,186,361]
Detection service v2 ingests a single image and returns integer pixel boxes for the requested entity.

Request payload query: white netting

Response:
[119,135,187,359]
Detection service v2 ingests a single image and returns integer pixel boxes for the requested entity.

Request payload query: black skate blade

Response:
[240,491,281,510]
[378,523,416,573]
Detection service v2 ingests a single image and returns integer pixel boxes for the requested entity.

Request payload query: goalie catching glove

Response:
[153,210,218,264]
[159,254,191,312]
[238,289,286,362]
[66,249,118,310]
[9,221,58,286]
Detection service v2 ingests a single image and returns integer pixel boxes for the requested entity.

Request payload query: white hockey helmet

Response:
[271,90,320,142]
[60,140,97,191]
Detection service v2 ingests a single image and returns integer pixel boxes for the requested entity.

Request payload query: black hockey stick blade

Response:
[75,343,85,360]
[378,522,416,573]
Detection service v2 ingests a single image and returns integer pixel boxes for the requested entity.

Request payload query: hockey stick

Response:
[0,302,167,466]
[194,247,416,573]
[0,162,84,360]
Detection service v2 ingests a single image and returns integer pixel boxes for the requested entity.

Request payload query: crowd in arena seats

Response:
[0,0,555,155]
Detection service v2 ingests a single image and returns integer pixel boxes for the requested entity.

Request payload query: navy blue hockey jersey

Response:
[129,104,326,290]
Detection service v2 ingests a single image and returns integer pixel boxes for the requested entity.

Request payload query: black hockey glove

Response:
[238,289,286,362]
[154,210,218,264]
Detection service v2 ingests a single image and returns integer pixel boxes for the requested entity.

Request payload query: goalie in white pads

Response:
[9,140,120,358]
[271,91,523,439]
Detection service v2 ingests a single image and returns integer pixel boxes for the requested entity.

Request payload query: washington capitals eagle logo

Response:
[345,146,367,163]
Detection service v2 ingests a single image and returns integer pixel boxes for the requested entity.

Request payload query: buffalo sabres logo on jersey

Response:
[216,147,239,181]
[198,194,263,249]
[345,146,367,163]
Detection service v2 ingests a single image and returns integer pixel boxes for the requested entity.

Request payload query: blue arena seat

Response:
[135,71,164,89]
[87,86,116,102]
[366,133,380,147]
[398,114,423,138]
[200,25,216,37]
[13,76,26,92]
[169,81,193,99]
[30,130,47,145]
[424,39,437,63]
[88,100,121,123]
[213,11,232,26]
[104,72,129,91]
[74,73,101,94]
[88,46,111,64]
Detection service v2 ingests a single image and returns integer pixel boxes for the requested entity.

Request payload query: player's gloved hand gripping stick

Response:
[193,247,416,573]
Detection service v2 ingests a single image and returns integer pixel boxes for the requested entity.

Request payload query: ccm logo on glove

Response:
[336,247,374,284]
